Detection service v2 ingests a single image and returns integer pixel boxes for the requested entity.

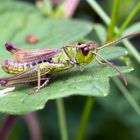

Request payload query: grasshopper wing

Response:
[5,42,61,62]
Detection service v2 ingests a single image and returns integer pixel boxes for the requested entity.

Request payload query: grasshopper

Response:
[0,32,140,93]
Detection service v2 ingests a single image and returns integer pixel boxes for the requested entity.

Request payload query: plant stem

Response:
[86,0,140,63]
[113,78,140,117]
[107,0,120,41]
[23,113,42,140]
[0,115,17,140]
[87,0,110,24]
[119,3,140,35]
[75,97,94,140]
[56,98,69,140]
[122,39,140,62]
[36,0,53,16]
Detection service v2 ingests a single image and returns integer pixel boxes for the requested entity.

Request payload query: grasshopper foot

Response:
[33,87,41,93]
[31,78,50,94]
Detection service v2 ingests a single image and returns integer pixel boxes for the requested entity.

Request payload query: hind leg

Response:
[33,76,51,93]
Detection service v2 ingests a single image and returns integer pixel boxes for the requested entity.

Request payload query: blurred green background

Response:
[0,0,140,140]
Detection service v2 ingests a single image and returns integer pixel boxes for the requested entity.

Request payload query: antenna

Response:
[98,32,140,50]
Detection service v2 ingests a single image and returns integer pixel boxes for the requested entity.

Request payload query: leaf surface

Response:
[0,1,132,114]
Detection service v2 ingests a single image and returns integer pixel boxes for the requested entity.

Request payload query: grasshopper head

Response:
[75,42,99,64]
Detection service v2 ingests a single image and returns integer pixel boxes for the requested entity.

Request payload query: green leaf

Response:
[99,46,128,60]
[93,24,107,42]
[123,22,140,35]
[0,1,132,114]
[0,1,92,58]
[97,82,140,140]
[0,65,132,115]
[0,46,132,114]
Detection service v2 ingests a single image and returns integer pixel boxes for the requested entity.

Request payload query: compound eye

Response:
[81,47,89,56]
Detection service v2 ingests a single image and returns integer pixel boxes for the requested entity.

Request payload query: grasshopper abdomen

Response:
[2,57,54,74]
[2,59,31,74]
